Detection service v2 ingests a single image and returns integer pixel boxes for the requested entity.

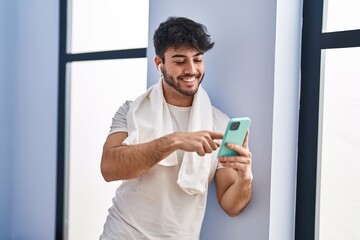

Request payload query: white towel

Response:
[124,79,215,195]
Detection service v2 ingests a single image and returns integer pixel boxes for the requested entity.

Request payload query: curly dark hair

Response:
[153,17,215,62]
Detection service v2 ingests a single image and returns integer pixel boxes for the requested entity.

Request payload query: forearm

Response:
[101,130,223,182]
[101,134,177,181]
[220,178,252,217]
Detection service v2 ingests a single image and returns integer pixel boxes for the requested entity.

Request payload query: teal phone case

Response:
[217,117,251,157]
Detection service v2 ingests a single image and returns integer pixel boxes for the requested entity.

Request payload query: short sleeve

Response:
[109,100,133,135]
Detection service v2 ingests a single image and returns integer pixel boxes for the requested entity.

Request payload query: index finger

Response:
[208,131,224,140]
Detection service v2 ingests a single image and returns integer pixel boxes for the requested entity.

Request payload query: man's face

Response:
[160,47,205,97]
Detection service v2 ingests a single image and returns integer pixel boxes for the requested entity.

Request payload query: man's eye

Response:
[175,61,185,65]
[194,59,203,63]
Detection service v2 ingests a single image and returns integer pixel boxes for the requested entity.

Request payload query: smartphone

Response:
[217,117,251,157]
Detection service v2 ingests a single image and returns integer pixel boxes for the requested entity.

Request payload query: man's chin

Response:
[164,76,200,96]
[179,86,199,96]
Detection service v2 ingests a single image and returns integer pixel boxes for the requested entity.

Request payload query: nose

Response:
[183,61,197,75]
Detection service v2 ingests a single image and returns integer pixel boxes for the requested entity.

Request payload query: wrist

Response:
[160,133,180,153]
[234,177,252,191]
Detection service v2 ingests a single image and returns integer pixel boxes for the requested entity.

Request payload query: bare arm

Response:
[101,130,223,182]
[215,131,253,217]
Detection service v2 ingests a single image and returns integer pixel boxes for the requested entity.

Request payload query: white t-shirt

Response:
[100,101,229,240]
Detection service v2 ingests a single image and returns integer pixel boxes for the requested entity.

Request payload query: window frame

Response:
[56,1,147,239]
[296,0,360,239]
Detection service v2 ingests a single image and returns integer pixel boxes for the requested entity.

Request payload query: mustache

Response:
[178,73,201,78]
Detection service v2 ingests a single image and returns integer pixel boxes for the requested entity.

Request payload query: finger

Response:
[208,131,224,140]
[197,148,206,156]
[209,140,218,150]
[219,160,248,171]
[243,129,250,149]
[225,142,250,157]
[202,141,214,154]
[224,162,247,170]
[203,133,218,150]
[219,155,251,165]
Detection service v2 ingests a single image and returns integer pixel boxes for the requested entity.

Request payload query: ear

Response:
[157,63,164,77]
[154,55,162,70]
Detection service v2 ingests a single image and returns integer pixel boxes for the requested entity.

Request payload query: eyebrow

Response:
[171,52,204,58]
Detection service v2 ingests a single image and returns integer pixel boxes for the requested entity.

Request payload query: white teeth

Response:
[182,77,195,82]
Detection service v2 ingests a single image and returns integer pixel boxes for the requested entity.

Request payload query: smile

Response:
[180,77,196,82]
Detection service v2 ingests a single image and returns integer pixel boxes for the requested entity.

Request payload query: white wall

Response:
[148,1,302,239]
[0,0,16,238]
[0,0,59,239]
[0,0,302,239]
[269,0,302,239]
[148,1,276,239]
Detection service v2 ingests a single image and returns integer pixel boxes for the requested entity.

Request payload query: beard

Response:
[161,68,204,96]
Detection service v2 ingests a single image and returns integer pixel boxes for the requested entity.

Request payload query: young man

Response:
[100,17,253,239]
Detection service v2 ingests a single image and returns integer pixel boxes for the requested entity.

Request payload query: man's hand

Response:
[169,130,223,156]
[215,130,253,217]
[218,130,253,182]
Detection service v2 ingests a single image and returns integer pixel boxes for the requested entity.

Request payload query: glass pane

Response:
[323,0,360,32]
[317,47,360,240]
[70,0,149,53]
[67,58,147,240]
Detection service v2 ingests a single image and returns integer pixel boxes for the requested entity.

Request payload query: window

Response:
[318,47,360,239]
[296,0,360,239]
[70,0,148,53]
[56,1,149,239]
[323,0,360,32]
